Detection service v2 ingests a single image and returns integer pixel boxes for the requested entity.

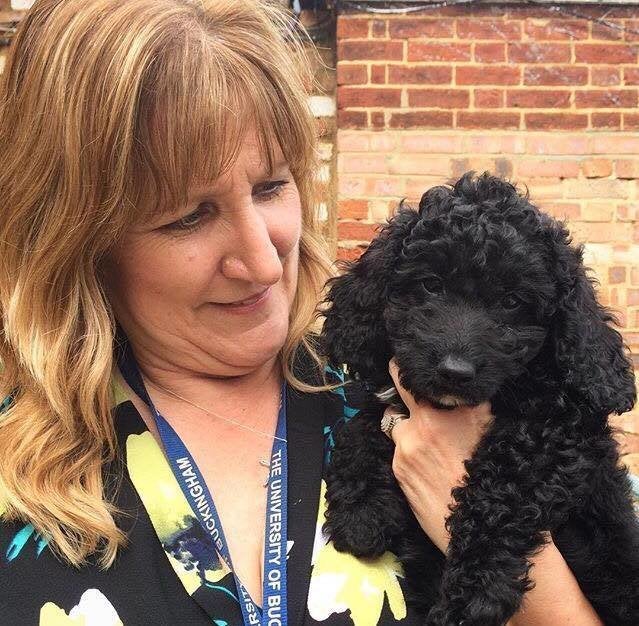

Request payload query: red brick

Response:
[336,17,369,39]
[582,202,614,221]
[592,112,621,129]
[365,177,406,197]
[457,112,520,129]
[399,134,462,153]
[617,203,638,221]
[388,18,455,39]
[336,131,369,152]
[506,89,571,108]
[388,65,452,85]
[565,178,628,200]
[592,22,623,41]
[616,160,639,179]
[494,157,514,178]
[629,289,639,306]
[569,222,633,244]
[371,19,387,38]
[474,43,506,63]
[626,20,639,43]
[338,41,403,62]
[457,19,522,41]
[508,43,571,63]
[575,90,638,108]
[582,158,613,178]
[338,199,368,220]
[609,266,627,284]
[524,19,589,41]
[408,88,470,108]
[623,113,639,130]
[456,66,520,86]
[370,64,385,84]
[389,111,453,129]
[337,246,368,261]
[475,89,504,108]
[338,87,401,108]
[451,158,470,179]
[465,135,525,154]
[337,63,367,86]
[337,246,366,262]
[388,155,451,176]
[338,154,388,174]
[338,175,366,197]
[370,111,385,129]
[524,66,588,86]
[613,310,627,328]
[337,221,380,242]
[575,44,638,64]
[525,113,588,130]
[369,134,396,151]
[526,136,589,155]
[337,110,367,129]
[624,67,639,85]
[632,267,639,285]
[592,136,639,154]
[592,67,621,87]
[543,203,581,220]
[520,159,580,178]
[408,42,471,62]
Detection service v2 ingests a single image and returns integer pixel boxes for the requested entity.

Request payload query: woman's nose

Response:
[220,214,283,285]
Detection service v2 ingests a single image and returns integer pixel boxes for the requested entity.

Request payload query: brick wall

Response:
[335,5,639,470]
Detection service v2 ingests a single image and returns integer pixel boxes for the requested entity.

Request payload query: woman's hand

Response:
[386,358,494,552]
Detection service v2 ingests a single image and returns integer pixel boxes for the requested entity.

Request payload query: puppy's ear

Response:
[320,206,420,382]
[550,223,636,416]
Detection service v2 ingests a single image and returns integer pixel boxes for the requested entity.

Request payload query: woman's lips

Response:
[216,287,271,312]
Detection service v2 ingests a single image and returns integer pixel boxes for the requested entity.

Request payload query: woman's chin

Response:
[197,322,288,369]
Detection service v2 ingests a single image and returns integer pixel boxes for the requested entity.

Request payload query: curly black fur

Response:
[320,172,639,625]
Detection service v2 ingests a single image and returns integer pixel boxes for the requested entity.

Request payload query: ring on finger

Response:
[380,412,409,440]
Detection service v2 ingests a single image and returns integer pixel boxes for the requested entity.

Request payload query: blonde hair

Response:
[0,0,334,568]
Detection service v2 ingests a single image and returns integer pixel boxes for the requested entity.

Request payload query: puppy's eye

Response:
[502,294,523,310]
[422,277,444,295]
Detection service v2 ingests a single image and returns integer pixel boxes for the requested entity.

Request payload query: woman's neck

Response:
[120,338,284,432]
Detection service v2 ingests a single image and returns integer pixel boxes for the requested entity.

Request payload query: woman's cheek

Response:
[271,209,302,260]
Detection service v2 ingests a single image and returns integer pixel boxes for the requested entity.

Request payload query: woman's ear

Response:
[320,207,420,383]
[550,227,636,417]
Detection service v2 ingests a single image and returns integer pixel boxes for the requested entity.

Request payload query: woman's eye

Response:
[502,294,523,310]
[422,276,443,294]
[169,202,215,232]
[255,180,288,200]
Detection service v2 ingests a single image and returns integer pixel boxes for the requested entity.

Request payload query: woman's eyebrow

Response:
[192,160,290,191]
[259,157,291,177]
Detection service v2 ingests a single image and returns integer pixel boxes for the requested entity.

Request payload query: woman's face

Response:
[106,131,302,377]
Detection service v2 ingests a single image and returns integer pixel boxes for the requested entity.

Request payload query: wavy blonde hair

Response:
[0,0,334,568]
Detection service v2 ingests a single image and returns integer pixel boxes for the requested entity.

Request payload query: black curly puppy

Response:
[319,172,639,626]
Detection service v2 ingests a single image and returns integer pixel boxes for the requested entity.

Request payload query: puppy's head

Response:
[320,172,635,417]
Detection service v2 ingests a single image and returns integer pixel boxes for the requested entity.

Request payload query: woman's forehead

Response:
[187,140,290,192]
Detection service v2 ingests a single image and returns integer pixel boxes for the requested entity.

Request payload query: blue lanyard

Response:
[118,344,288,626]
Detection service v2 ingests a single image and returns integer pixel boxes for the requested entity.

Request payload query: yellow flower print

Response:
[126,432,194,541]
[125,432,230,589]
[39,589,123,625]
[308,480,407,626]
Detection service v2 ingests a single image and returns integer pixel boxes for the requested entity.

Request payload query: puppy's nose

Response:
[437,355,476,383]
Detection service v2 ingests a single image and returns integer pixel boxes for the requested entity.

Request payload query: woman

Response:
[0,1,605,624]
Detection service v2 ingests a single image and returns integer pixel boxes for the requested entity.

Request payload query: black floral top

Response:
[0,354,423,626]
